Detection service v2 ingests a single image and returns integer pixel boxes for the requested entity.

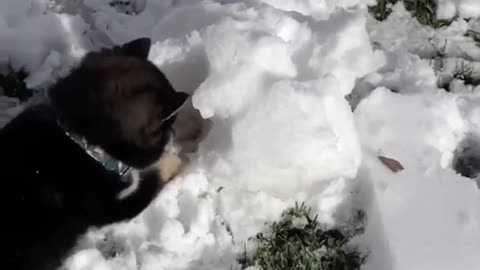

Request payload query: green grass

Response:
[239,202,366,270]
[0,65,34,102]
[368,0,398,21]
[369,0,451,28]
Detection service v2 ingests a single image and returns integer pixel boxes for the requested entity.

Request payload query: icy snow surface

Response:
[2,0,480,270]
[436,0,480,20]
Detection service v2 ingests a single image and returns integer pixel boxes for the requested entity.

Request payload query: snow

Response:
[351,3,480,270]
[2,0,480,270]
[437,0,480,20]
[353,87,480,269]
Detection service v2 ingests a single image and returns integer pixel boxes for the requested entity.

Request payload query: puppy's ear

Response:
[164,92,190,120]
[121,37,151,59]
[172,92,189,111]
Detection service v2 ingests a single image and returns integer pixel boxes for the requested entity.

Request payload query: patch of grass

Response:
[239,202,366,270]
[0,65,34,102]
[403,0,451,28]
[369,0,451,28]
[368,0,399,21]
[109,0,139,15]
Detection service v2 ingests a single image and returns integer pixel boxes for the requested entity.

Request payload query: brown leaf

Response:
[378,155,404,173]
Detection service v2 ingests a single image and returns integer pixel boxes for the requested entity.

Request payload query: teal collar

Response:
[61,125,132,176]
[55,95,188,176]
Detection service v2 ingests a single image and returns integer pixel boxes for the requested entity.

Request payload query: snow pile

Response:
[356,88,466,168]
[437,0,480,20]
[0,0,92,89]
[256,0,375,20]
[348,4,480,270]
[354,87,480,269]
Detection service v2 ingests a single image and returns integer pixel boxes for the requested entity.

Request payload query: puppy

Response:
[0,37,188,270]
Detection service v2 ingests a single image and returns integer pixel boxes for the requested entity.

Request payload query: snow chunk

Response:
[437,0,480,20]
[354,87,480,270]
[355,87,467,169]
[259,0,375,20]
[224,79,361,193]
[64,249,112,270]
[364,155,480,270]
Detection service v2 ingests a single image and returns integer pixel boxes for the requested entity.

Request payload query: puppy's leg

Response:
[149,151,184,183]
[116,152,184,206]
[90,169,162,225]
[144,136,186,184]
[97,123,196,226]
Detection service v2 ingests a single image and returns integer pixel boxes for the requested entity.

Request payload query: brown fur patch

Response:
[154,152,185,183]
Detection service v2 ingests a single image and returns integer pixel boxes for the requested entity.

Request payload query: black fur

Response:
[49,37,189,168]
[1,38,189,270]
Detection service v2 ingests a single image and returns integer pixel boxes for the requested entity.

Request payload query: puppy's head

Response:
[48,38,189,168]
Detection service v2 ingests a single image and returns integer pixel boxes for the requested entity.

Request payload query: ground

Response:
[2,0,480,270]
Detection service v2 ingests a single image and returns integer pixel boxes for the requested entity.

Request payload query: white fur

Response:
[116,169,141,200]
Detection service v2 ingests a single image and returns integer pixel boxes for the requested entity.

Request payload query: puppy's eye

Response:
[139,120,163,140]
[151,124,165,137]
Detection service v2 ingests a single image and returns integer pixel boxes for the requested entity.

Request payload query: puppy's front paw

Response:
[154,152,184,183]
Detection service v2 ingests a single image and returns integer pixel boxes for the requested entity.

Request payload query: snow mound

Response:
[355,87,467,169]
[437,0,480,20]
[353,77,480,270]
[259,0,375,20]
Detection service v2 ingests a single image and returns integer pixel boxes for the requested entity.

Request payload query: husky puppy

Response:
[1,37,188,270]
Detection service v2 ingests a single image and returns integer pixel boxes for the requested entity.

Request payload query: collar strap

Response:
[54,95,188,176]
[59,122,132,176]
